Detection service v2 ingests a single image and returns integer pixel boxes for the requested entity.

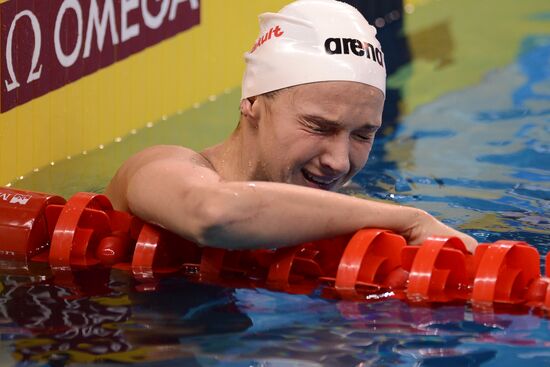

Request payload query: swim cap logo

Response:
[324,38,384,68]
[251,25,284,53]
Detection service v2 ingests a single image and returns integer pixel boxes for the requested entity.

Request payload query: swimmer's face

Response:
[251,81,384,191]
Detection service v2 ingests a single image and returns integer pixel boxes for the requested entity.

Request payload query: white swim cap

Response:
[241,0,386,100]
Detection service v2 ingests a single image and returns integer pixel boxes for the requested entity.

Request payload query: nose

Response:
[319,134,351,176]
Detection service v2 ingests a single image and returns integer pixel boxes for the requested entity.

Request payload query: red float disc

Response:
[472,241,540,305]
[49,193,113,271]
[267,245,322,287]
[334,229,405,292]
[132,223,162,280]
[407,237,468,301]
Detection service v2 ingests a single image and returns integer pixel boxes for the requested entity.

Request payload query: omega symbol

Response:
[4,10,43,92]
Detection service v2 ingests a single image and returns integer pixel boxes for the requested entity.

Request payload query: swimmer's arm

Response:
[110,147,476,252]
[176,181,475,251]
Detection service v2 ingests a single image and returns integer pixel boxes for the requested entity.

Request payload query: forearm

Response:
[177,181,421,249]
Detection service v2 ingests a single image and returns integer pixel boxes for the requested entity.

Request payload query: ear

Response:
[240,97,260,128]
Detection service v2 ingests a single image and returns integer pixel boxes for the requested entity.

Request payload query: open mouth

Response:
[301,169,339,190]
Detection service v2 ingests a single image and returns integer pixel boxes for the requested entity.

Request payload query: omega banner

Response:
[1,0,200,112]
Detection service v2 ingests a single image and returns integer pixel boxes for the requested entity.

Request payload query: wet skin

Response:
[202,81,385,191]
[105,80,477,252]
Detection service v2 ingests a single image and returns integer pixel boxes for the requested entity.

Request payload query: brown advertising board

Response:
[1,0,201,112]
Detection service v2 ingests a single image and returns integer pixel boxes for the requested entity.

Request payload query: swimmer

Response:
[105,0,478,252]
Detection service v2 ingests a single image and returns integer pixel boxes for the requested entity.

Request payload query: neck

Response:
[201,120,265,181]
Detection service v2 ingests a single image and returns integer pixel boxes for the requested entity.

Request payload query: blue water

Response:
[0,21,549,367]
[357,35,550,256]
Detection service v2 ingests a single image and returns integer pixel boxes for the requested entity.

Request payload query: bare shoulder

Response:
[120,145,212,173]
[105,145,217,210]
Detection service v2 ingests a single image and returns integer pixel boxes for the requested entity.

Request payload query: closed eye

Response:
[309,124,335,134]
[352,123,379,142]
[300,116,339,135]
[352,131,376,142]
[298,114,380,140]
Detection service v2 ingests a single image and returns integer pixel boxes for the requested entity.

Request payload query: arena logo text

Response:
[324,37,384,68]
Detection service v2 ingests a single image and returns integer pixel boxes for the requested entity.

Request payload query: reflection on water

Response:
[408,20,454,69]
[0,272,133,365]
[1,271,550,367]
[359,35,550,254]
[0,271,252,366]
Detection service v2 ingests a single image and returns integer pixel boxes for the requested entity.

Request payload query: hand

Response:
[400,209,478,253]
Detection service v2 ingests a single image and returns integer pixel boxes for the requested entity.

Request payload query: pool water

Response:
[4,0,550,366]
[358,33,550,255]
